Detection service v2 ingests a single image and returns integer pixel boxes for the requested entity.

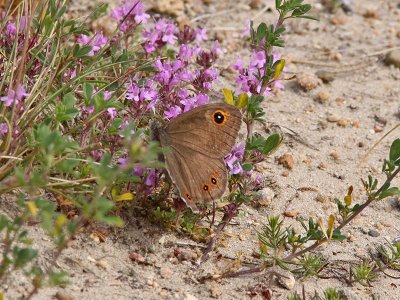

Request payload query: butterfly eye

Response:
[212,110,230,126]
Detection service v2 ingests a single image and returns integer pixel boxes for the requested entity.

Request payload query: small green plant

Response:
[288,287,344,300]
[351,260,377,286]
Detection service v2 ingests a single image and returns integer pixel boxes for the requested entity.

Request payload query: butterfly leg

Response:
[210,200,216,228]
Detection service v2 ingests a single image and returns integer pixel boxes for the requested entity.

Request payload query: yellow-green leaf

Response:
[328,214,335,238]
[222,88,234,105]
[114,192,135,201]
[236,93,248,108]
[344,195,352,206]
[27,201,38,217]
[55,214,67,227]
[111,187,118,199]
[273,59,285,79]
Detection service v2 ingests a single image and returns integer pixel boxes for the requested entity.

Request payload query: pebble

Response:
[352,120,361,128]
[277,270,296,290]
[335,97,346,105]
[327,114,340,122]
[284,210,298,218]
[315,70,335,83]
[316,194,329,203]
[296,73,321,91]
[316,90,330,103]
[368,230,380,237]
[281,170,290,177]
[174,247,198,261]
[249,0,262,9]
[337,119,349,127]
[277,153,294,170]
[318,120,328,130]
[208,283,222,298]
[330,13,348,25]
[55,291,74,300]
[363,8,380,19]
[330,151,340,160]
[253,187,275,206]
[385,50,400,68]
[374,125,384,133]
[159,267,173,278]
[96,259,109,270]
[184,293,198,300]
[129,252,145,263]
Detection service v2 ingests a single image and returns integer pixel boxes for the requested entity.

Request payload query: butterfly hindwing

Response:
[162,144,228,212]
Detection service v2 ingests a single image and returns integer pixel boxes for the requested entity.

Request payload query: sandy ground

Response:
[2,0,400,299]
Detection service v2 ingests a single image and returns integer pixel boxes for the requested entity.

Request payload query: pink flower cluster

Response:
[77,33,108,56]
[111,0,150,32]
[232,51,284,96]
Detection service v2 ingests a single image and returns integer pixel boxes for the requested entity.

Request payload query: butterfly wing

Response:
[162,103,242,158]
[162,144,228,212]
[159,103,242,212]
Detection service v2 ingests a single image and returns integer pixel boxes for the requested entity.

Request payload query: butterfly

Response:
[158,103,242,212]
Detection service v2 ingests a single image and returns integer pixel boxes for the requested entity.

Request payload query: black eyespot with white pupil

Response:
[203,184,209,191]
[213,112,224,124]
[211,177,217,185]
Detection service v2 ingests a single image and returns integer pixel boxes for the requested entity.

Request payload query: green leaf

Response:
[263,133,282,155]
[275,0,282,9]
[291,4,311,17]
[242,163,253,172]
[0,215,9,232]
[389,139,400,162]
[13,248,38,268]
[83,83,94,101]
[48,271,69,286]
[72,45,93,58]
[379,187,400,200]
[256,23,267,42]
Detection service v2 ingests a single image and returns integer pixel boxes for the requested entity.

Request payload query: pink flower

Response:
[251,51,266,69]
[107,107,117,119]
[77,33,108,56]
[82,105,95,114]
[145,168,158,188]
[225,143,245,175]
[5,21,17,37]
[111,0,149,32]
[0,123,8,136]
[1,84,30,107]
[195,27,208,43]
[133,166,146,176]
[242,18,251,36]
[164,105,182,119]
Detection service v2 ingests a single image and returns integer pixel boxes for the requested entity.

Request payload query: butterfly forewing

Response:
[162,103,241,158]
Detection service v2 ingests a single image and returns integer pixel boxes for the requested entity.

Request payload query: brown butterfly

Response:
[159,103,242,212]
